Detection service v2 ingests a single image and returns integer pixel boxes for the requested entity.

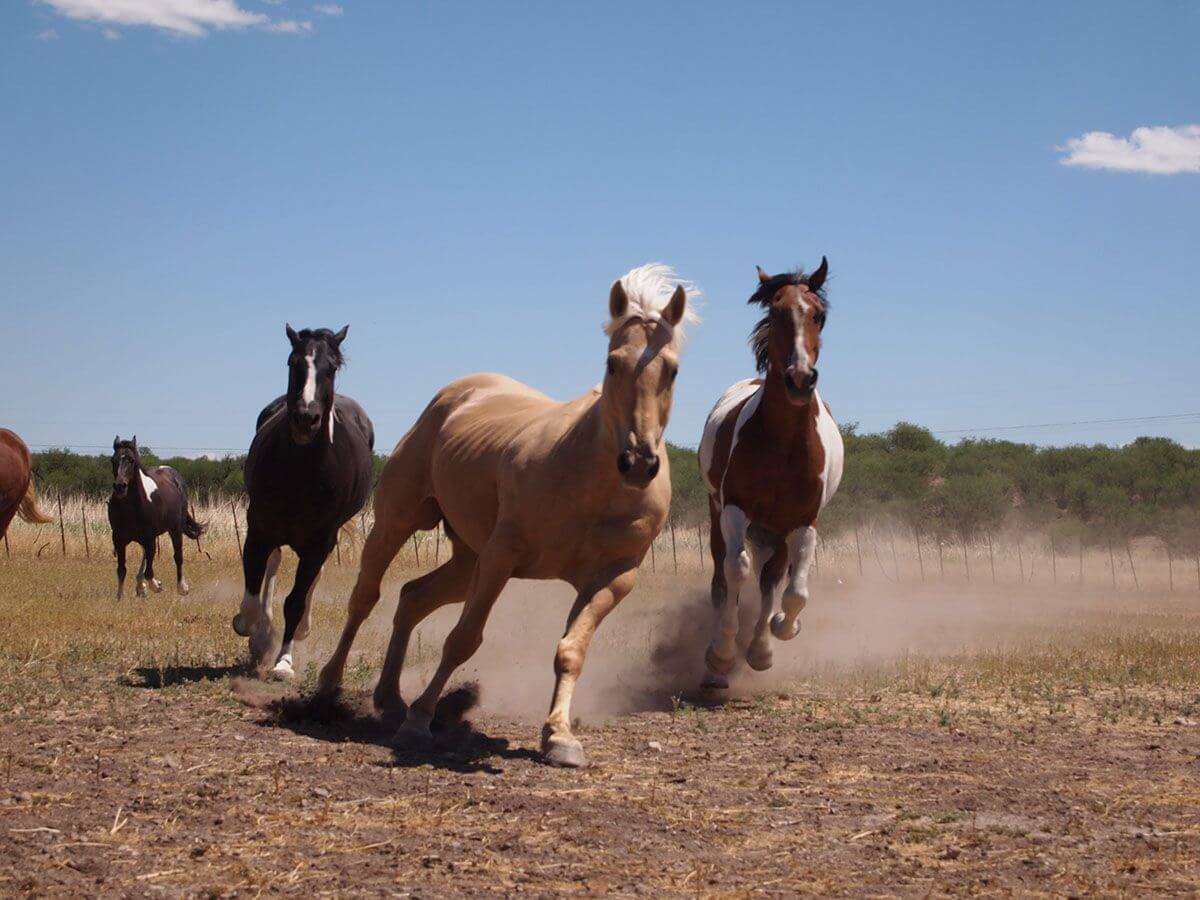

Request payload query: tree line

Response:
[30,425,1200,570]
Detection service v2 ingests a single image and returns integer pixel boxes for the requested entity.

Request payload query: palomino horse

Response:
[697,260,844,690]
[0,428,53,539]
[233,326,375,678]
[317,265,697,767]
[109,437,206,599]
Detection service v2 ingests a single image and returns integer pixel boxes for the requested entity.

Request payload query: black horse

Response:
[108,437,206,599]
[233,325,375,678]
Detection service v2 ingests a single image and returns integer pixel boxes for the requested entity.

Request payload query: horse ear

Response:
[286,324,301,349]
[662,284,688,327]
[131,436,138,451]
[807,256,829,292]
[113,435,121,451]
[609,280,629,320]
[331,326,349,347]
[756,266,771,285]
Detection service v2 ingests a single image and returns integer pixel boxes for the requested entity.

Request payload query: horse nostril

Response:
[646,456,660,480]
[617,452,634,474]
[807,369,819,390]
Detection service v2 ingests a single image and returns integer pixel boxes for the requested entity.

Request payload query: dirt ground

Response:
[1,557,1199,896]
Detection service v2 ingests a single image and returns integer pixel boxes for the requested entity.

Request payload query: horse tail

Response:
[17,479,54,524]
[182,507,207,540]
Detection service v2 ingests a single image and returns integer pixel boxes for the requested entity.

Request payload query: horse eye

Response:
[606,358,616,376]
[668,366,678,383]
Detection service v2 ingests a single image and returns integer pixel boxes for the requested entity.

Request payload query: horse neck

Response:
[758,369,818,442]
[568,392,625,487]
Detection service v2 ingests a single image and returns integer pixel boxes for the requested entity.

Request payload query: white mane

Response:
[604,263,701,343]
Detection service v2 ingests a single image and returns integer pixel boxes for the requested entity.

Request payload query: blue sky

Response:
[3,1,1198,456]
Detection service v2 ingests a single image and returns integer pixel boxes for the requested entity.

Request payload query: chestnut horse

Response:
[0,429,53,539]
[317,264,697,767]
[697,260,844,691]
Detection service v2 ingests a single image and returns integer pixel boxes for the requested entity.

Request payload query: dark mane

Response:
[297,328,347,370]
[748,269,830,374]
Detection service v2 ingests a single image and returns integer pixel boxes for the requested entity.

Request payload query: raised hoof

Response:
[149,579,164,594]
[231,613,253,637]
[543,738,588,769]
[270,657,295,680]
[770,612,800,641]
[705,644,736,677]
[393,720,434,754]
[135,582,148,599]
[178,579,191,597]
[745,640,774,672]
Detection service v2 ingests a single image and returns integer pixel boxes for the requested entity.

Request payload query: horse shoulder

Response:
[700,379,763,498]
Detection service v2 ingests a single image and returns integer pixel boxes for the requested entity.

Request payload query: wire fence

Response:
[5,491,1198,594]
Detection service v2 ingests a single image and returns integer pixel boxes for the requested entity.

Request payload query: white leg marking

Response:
[707,505,749,674]
[274,565,323,679]
[771,526,816,640]
[233,549,282,665]
[746,541,779,671]
[136,554,148,598]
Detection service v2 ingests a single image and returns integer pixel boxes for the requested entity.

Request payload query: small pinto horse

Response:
[697,259,844,691]
[317,265,697,767]
[0,428,54,538]
[233,326,375,679]
[108,437,206,599]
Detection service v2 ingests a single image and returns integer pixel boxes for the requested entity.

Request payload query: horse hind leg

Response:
[171,529,189,596]
[373,538,477,713]
[316,498,438,697]
[115,541,128,600]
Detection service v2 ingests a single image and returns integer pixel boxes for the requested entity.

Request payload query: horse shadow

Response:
[121,662,249,689]
[260,683,542,774]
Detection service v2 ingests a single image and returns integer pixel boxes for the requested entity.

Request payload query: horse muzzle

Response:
[112,482,128,498]
[617,448,660,487]
[289,408,322,445]
[784,366,818,404]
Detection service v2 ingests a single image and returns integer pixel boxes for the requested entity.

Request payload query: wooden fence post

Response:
[936,539,944,580]
[987,533,995,584]
[230,499,243,563]
[650,538,656,572]
[1049,538,1056,585]
[81,499,90,559]
[57,491,67,558]
[1167,546,1174,592]
[435,525,441,567]
[412,534,420,568]
[697,524,704,571]
[3,533,9,557]
[1125,541,1139,592]
[1017,540,1025,584]
[669,518,678,574]
[889,531,900,583]
[914,527,925,582]
[853,523,863,577]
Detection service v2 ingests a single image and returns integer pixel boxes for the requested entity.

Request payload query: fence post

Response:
[412,534,420,568]
[650,537,656,572]
[1049,537,1056,585]
[853,523,863,577]
[936,539,944,581]
[889,531,900,583]
[230,499,243,563]
[57,491,67,558]
[1107,541,1116,590]
[987,533,995,584]
[697,524,704,571]
[3,533,8,557]
[80,499,91,559]
[669,518,678,574]
[1016,540,1025,584]
[435,525,441,567]
[1125,541,1140,592]
[1167,546,1174,592]
[914,527,925,582]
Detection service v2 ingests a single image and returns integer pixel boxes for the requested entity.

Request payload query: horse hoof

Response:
[231,614,253,637]
[543,737,588,769]
[700,670,729,693]
[705,645,736,676]
[135,585,148,599]
[746,640,774,672]
[178,580,190,596]
[149,579,164,594]
[270,657,295,680]
[393,721,434,754]
[770,612,800,641]
[373,689,406,716]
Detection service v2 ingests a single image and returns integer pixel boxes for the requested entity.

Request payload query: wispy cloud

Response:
[313,3,343,15]
[39,0,314,38]
[1059,125,1200,175]
[36,27,59,40]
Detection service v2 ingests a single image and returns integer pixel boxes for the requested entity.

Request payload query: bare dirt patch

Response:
[2,558,1200,895]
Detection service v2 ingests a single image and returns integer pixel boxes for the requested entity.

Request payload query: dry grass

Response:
[2,555,1200,894]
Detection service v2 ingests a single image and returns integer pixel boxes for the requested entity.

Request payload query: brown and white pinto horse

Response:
[317,264,697,767]
[0,429,53,539]
[697,259,843,690]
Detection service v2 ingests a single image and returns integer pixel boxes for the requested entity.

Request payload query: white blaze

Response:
[301,353,317,405]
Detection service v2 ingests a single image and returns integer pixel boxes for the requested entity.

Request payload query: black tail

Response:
[183,508,207,540]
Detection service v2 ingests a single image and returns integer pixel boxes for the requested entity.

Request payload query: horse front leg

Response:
[232,532,282,669]
[114,540,128,600]
[746,544,787,671]
[136,541,163,597]
[771,525,816,640]
[703,505,750,689]
[270,544,329,680]
[542,567,638,768]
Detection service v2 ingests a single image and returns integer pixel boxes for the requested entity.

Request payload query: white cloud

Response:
[37,27,59,39]
[1059,124,1200,175]
[265,18,312,32]
[102,27,120,39]
[39,0,314,38]
[313,3,342,15]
